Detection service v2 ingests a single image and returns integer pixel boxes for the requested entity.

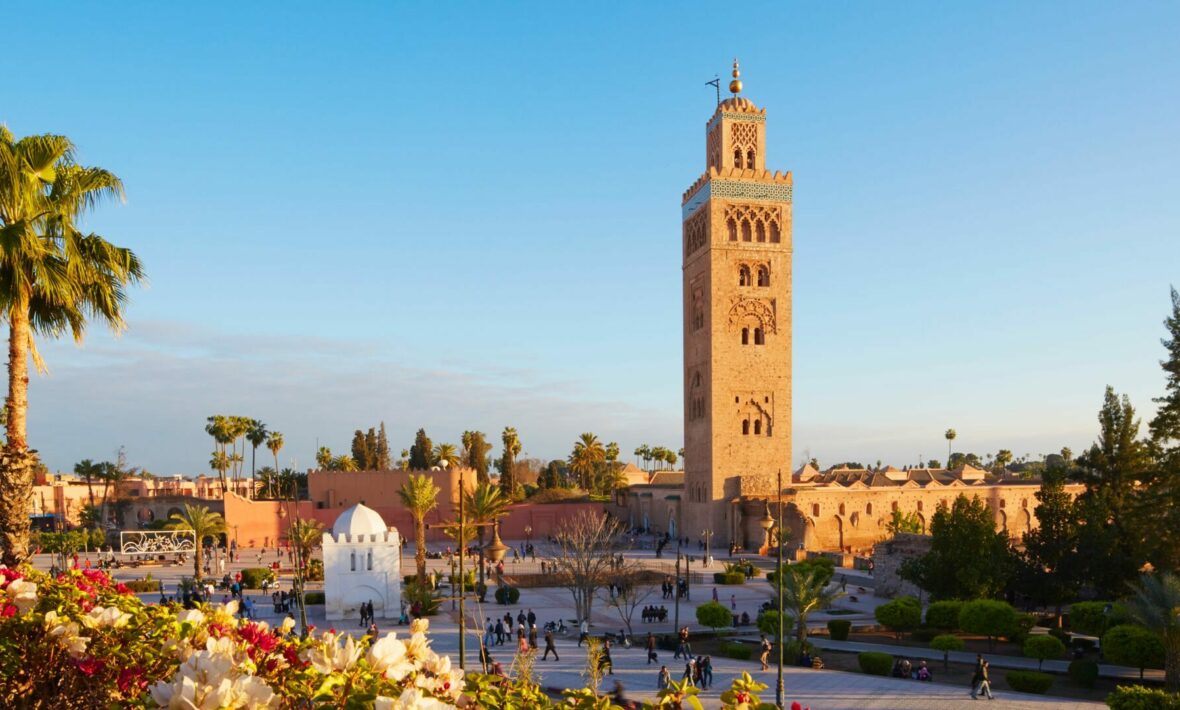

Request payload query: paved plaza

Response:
[33,547,1109,709]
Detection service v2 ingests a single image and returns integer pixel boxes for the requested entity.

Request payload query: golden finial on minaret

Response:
[728,58,742,95]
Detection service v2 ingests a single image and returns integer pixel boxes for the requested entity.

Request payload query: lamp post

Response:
[775,469,784,710]
[672,531,682,635]
[701,529,713,568]
[524,524,532,558]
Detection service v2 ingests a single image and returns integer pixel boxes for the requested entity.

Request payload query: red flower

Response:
[76,657,106,676]
[282,645,305,668]
[239,622,279,654]
[117,667,145,693]
[792,703,802,710]
[0,604,16,618]
[207,622,229,638]
[115,583,132,595]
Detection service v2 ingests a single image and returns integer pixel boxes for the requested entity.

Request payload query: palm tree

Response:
[500,427,521,496]
[0,131,144,565]
[286,518,324,574]
[398,474,440,586]
[994,449,1013,473]
[569,433,605,491]
[315,446,333,469]
[227,416,250,487]
[256,466,277,499]
[333,455,358,472]
[464,481,510,586]
[245,419,268,495]
[210,451,230,494]
[945,429,957,463]
[634,444,648,469]
[777,564,843,646]
[167,504,227,581]
[433,443,461,469]
[266,431,284,479]
[74,459,101,511]
[1124,572,1180,691]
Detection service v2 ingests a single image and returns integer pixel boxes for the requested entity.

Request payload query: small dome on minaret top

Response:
[728,59,743,95]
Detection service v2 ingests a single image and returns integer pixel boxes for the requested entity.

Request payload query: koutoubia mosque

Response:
[618,62,1079,558]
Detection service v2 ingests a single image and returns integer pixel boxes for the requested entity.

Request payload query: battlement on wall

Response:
[322,530,400,546]
[682,167,793,205]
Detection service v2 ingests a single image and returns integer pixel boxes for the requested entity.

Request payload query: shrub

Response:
[404,574,417,586]
[1048,627,1070,644]
[756,610,794,643]
[494,586,520,605]
[1023,634,1066,670]
[122,575,159,593]
[1103,625,1166,680]
[1007,613,1037,644]
[930,634,965,670]
[857,651,893,676]
[910,627,938,643]
[305,559,324,582]
[303,591,325,605]
[875,596,921,639]
[238,567,276,589]
[783,640,814,664]
[1106,686,1180,710]
[1067,658,1099,689]
[1070,600,1131,636]
[826,619,851,641]
[696,601,733,634]
[720,641,753,660]
[404,583,441,617]
[1005,670,1054,694]
[712,572,747,585]
[768,557,835,588]
[958,599,1017,651]
[925,600,963,631]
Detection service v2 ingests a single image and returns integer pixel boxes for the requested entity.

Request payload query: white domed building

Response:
[322,503,402,621]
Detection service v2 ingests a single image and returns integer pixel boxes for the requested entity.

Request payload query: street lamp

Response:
[775,469,785,710]
[524,525,532,556]
[701,529,713,568]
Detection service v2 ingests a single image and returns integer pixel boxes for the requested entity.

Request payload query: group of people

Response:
[892,657,932,681]
[660,577,689,600]
[357,600,377,628]
[970,655,994,700]
[639,605,668,623]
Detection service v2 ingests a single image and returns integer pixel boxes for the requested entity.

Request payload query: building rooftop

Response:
[331,503,388,537]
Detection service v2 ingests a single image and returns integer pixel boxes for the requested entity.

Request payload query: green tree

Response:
[900,494,1014,601]
[0,131,145,565]
[925,600,963,631]
[1102,624,1166,681]
[73,459,103,513]
[994,449,1013,472]
[351,430,371,469]
[375,422,391,470]
[1143,288,1180,572]
[266,431,284,481]
[332,455,358,472]
[1150,287,1180,448]
[1023,634,1066,671]
[286,518,323,575]
[209,451,230,495]
[408,428,433,471]
[945,428,956,462]
[1019,466,1080,611]
[756,609,795,646]
[538,459,564,489]
[315,446,333,470]
[958,599,1018,652]
[398,474,440,586]
[433,443,460,470]
[695,601,732,635]
[875,596,921,639]
[498,427,521,497]
[464,481,510,587]
[774,563,843,646]
[461,430,492,484]
[167,504,226,580]
[930,634,965,671]
[245,419,268,489]
[1123,572,1180,691]
[886,510,924,535]
[568,432,605,491]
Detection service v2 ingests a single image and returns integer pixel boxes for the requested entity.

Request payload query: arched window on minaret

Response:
[367,550,373,570]
[754,327,765,345]
[350,551,356,572]
[757,266,770,287]
[739,265,751,286]
[769,221,781,243]
[741,327,749,345]
[747,149,756,169]
[728,219,737,242]
[742,420,750,436]
[733,148,743,168]
[741,221,752,242]
[753,420,762,435]
[756,222,766,242]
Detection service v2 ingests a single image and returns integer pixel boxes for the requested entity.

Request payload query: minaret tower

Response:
[682,61,793,547]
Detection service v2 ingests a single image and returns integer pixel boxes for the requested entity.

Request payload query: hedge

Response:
[239,567,277,589]
[721,641,752,660]
[494,586,520,605]
[1068,659,1099,689]
[910,627,938,643]
[303,591,325,605]
[1069,601,1131,636]
[826,619,851,641]
[925,601,963,631]
[713,572,747,585]
[857,651,893,676]
[1106,686,1180,710]
[875,596,921,639]
[1005,670,1053,694]
[1103,625,1166,679]
[123,576,160,593]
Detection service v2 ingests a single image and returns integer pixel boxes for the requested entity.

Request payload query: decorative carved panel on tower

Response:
[727,297,776,333]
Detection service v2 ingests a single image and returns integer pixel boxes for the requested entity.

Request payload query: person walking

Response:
[528,623,538,650]
[646,632,658,664]
[760,634,772,671]
[578,618,590,647]
[976,660,994,700]
[700,655,713,689]
[600,639,614,676]
[495,618,505,645]
[542,628,559,660]
[970,655,984,699]
[681,658,695,687]
[657,665,672,691]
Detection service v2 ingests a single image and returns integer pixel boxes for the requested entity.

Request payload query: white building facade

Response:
[321,503,401,621]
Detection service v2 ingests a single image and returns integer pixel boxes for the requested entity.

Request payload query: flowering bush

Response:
[0,566,461,709]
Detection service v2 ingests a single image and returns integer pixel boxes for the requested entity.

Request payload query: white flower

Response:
[383,687,455,710]
[6,578,37,614]
[43,610,90,658]
[82,605,132,629]
[177,608,206,626]
[221,599,240,617]
[368,633,415,681]
[279,616,295,635]
[303,632,361,675]
[231,675,276,709]
[409,618,430,635]
[149,647,277,709]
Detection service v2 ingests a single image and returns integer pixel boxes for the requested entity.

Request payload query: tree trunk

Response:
[1166,637,1179,693]
[416,517,427,583]
[0,306,36,566]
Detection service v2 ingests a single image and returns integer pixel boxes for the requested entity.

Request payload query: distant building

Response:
[322,503,401,621]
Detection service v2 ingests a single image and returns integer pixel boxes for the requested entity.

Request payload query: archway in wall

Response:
[997,510,1008,534]
[914,512,926,534]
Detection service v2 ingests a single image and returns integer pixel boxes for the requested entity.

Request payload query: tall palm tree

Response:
[500,427,521,496]
[0,131,144,565]
[266,431,284,479]
[74,459,101,511]
[1124,572,1180,691]
[945,428,957,464]
[286,518,324,575]
[167,504,227,581]
[245,419,268,495]
[256,466,277,499]
[777,564,843,646]
[333,455,358,472]
[464,481,510,586]
[315,446,333,469]
[569,433,605,491]
[209,451,230,494]
[398,474,440,586]
[433,443,460,469]
[227,416,250,486]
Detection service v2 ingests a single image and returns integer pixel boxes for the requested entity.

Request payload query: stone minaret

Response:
[682,61,793,547]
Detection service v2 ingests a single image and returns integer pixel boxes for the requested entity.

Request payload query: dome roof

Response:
[332,503,388,537]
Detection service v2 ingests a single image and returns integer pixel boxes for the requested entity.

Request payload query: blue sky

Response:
[5,2,1179,474]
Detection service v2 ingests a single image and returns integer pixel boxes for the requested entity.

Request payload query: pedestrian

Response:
[529,623,538,649]
[578,618,589,647]
[712,586,718,602]
[976,660,994,700]
[657,665,672,690]
[701,655,713,689]
[760,634,772,671]
[543,629,559,661]
[527,608,536,628]
[517,628,529,655]
[646,632,658,665]
[484,618,494,648]
[495,619,505,645]
[730,594,736,611]
[682,658,695,687]
[599,639,614,675]
[970,655,984,699]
